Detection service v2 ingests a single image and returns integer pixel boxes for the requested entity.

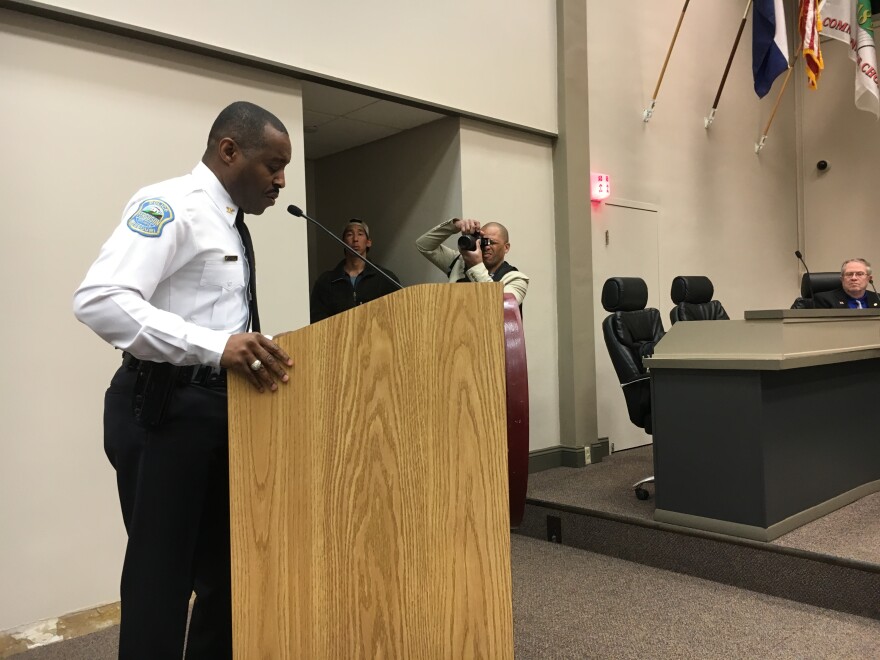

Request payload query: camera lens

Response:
[457,234,478,251]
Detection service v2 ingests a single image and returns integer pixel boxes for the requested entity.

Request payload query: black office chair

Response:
[791,272,840,309]
[601,277,665,500]
[669,275,729,325]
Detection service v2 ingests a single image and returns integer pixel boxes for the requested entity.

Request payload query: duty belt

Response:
[122,352,227,388]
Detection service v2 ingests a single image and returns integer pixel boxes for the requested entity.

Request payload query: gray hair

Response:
[840,258,872,276]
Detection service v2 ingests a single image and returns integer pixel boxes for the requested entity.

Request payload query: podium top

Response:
[645,312,880,371]
[744,308,880,321]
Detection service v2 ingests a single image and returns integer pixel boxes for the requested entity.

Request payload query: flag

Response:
[821,0,880,117]
[753,0,790,97]
[799,0,825,89]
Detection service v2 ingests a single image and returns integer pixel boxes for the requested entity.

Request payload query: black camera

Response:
[457,233,490,251]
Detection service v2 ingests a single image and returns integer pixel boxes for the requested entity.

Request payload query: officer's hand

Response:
[221,333,293,393]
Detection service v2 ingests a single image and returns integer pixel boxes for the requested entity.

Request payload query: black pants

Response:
[104,366,232,660]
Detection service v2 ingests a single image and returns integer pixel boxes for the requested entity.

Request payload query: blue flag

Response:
[753,0,790,98]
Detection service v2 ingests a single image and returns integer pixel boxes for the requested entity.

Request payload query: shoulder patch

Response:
[127,199,175,237]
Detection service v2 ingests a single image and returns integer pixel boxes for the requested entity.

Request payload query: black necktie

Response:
[235,209,261,333]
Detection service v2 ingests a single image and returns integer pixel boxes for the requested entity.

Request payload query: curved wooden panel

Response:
[503,293,529,528]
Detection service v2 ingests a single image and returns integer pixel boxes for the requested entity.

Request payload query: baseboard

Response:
[655,479,880,542]
[0,601,120,656]
[529,445,587,472]
[529,439,610,473]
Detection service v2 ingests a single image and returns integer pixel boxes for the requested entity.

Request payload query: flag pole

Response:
[755,50,800,153]
[705,0,754,128]
[643,0,692,122]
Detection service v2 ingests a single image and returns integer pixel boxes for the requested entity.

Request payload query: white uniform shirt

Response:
[74,162,250,367]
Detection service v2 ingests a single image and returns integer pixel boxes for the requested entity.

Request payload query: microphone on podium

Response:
[794,250,816,306]
[287,205,403,291]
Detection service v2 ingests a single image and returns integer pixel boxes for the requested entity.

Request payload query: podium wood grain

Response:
[228,283,514,659]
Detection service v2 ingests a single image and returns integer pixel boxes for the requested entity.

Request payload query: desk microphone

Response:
[794,250,815,306]
[870,276,879,307]
[287,205,403,291]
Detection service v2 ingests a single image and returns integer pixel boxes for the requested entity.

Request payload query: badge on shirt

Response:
[127,199,175,237]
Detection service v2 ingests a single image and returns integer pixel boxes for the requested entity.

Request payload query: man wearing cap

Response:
[310,219,401,322]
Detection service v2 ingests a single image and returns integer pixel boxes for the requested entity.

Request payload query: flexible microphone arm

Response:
[794,250,816,306]
[287,205,403,291]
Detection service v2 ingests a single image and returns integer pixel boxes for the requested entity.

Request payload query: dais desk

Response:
[644,309,880,541]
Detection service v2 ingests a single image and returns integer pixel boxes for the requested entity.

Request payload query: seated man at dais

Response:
[812,258,880,309]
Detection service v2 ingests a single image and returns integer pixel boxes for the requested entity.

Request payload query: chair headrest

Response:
[801,272,840,298]
[670,276,714,304]
[602,277,648,312]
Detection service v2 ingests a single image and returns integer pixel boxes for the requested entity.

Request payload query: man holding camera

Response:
[415,218,529,304]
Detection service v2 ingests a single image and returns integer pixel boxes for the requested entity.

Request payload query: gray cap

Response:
[341,219,370,239]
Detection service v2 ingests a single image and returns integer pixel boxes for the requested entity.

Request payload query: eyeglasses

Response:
[843,271,869,278]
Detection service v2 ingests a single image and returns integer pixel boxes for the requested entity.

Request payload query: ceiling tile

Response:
[302,109,337,129]
[304,117,400,159]
[301,80,380,116]
[346,100,444,130]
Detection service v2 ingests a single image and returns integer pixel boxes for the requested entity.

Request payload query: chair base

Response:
[633,476,654,500]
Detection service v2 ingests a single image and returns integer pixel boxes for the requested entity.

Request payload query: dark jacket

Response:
[812,288,880,309]
[310,259,401,323]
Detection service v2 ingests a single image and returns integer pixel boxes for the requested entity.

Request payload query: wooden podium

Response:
[228,283,521,659]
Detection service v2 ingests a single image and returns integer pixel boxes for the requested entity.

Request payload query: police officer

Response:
[74,101,293,659]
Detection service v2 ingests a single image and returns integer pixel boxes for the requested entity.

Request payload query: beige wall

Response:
[27,0,558,133]
[586,2,800,450]
[459,120,560,450]
[801,38,880,274]
[0,10,307,631]
[588,1,799,315]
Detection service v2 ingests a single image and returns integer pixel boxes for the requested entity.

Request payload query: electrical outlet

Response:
[547,515,562,544]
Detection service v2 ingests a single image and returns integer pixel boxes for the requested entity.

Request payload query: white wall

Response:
[801,37,880,273]
[585,2,801,451]
[459,120,560,451]
[0,10,307,631]
[587,1,800,317]
[309,118,463,290]
[27,0,558,133]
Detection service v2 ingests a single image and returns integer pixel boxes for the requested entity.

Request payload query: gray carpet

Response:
[10,446,880,658]
[527,445,657,520]
[12,535,880,659]
[527,445,880,566]
[7,626,118,659]
[511,535,880,659]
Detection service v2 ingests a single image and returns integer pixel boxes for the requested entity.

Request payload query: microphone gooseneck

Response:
[286,205,403,291]
[794,250,816,306]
